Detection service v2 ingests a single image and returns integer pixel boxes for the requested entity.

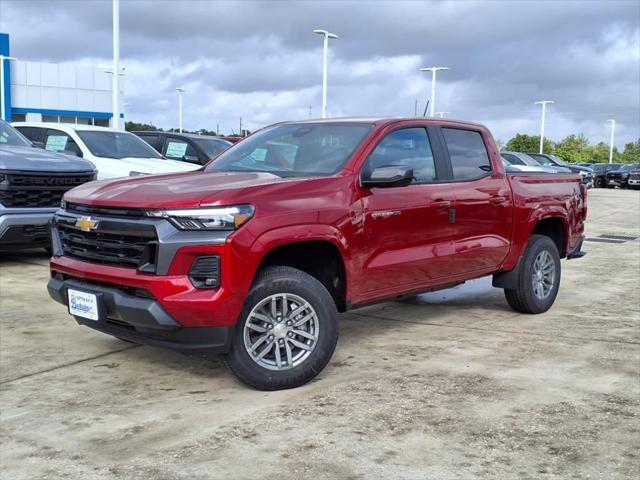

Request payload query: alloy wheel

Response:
[243,293,319,371]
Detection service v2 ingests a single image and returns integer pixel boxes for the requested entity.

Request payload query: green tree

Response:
[584,142,612,163]
[505,134,554,154]
[125,121,161,132]
[620,140,640,163]
[554,134,590,162]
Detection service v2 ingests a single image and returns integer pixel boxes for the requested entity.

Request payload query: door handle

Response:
[489,196,507,205]
[430,200,452,210]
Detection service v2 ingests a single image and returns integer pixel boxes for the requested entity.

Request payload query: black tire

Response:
[504,235,561,314]
[223,266,338,391]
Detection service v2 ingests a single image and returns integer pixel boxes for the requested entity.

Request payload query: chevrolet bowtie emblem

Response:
[75,216,99,232]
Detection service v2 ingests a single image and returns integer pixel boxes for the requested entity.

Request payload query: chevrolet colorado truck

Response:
[47,118,587,390]
[0,120,96,251]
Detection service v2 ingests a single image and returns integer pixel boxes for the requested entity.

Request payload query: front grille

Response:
[629,173,640,180]
[0,173,94,208]
[66,202,146,217]
[606,173,622,180]
[56,219,157,269]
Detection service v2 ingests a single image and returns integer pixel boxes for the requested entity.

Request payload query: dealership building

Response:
[1,32,122,127]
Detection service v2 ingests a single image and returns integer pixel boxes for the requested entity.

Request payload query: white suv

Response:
[12,122,200,179]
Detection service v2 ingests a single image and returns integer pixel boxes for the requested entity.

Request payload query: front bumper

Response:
[47,274,232,354]
[606,177,626,186]
[628,178,640,186]
[0,210,55,248]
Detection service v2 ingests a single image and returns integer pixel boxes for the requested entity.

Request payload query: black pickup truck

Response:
[0,120,96,251]
[605,164,640,189]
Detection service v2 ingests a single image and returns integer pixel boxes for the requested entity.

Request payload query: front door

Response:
[354,127,455,300]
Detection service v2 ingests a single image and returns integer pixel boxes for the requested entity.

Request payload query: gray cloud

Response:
[1,0,638,146]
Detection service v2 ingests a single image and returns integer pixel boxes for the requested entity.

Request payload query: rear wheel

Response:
[223,266,338,390]
[504,235,561,314]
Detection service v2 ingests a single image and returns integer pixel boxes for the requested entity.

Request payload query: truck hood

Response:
[63,170,311,209]
[566,165,593,174]
[93,156,200,175]
[0,145,96,173]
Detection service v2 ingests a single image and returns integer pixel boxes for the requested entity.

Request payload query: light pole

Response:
[0,55,16,121]
[313,29,338,118]
[535,100,554,154]
[607,119,615,164]
[104,66,125,128]
[420,66,449,118]
[112,0,120,129]
[435,111,450,118]
[176,88,185,133]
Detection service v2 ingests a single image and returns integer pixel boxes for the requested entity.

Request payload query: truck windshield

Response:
[76,130,163,159]
[206,123,374,177]
[0,119,32,147]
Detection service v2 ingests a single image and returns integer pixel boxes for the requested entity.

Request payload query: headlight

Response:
[145,205,255,231]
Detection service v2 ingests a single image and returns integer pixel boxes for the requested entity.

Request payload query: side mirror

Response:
[361,166,414,188]
[32,141,46,149]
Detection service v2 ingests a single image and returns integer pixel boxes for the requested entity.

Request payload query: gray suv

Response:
[0,120,96,251]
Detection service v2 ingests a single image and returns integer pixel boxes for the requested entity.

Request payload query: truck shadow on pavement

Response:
[106,277,513,384]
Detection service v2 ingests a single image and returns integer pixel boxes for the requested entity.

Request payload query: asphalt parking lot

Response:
[1,188,638,480]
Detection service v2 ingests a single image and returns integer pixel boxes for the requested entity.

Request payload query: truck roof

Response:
[277,117,487,129]
[11,122,125,133]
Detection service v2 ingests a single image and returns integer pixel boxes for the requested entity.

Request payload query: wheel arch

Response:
[249,226,350,312]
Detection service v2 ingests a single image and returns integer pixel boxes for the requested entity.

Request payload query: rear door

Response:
[355,126,455,297]
[439,127,513,275]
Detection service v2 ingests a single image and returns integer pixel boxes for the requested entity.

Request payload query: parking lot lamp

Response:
[607,119,615,164]
[313,29,338,118]
[535,100,554,154]
[112,0,120,129]
[0,55,16,121]
[420,66,449,117]
[176,88,186,133]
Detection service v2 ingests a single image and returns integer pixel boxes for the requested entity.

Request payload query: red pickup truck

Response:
[47,118,587,390]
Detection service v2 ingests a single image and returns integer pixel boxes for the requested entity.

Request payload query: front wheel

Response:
[504,235,561,314]
[223,266,338,390]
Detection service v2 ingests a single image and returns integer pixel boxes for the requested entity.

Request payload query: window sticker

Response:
[166,141,188,158]
[46,135,69,151]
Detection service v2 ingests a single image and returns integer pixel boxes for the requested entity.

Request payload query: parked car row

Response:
[12,122,202,179]
[499,151,594,187]
[575,162,640,189]
[2,122,234,252]
[0,120,96,251]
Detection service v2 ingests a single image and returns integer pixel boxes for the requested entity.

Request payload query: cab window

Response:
[44,130,83,157]
[442,128,491,181]
[362,128,436,184]
[164,138,199,162]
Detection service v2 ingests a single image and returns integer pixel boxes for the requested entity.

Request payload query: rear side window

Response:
[137,134,162,151]
[442,128,491,181]
[164,138,199,162]
[14,126,44,143]
[501,153,524,166]
[44,130,83,157]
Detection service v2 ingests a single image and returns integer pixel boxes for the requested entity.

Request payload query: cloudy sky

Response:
[1,0,638,146]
